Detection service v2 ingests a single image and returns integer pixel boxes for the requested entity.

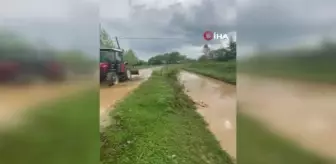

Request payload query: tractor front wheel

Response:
[125,69,132,80]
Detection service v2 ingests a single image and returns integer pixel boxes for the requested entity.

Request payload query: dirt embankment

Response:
[179,71,237,158]
[239,74,336,160]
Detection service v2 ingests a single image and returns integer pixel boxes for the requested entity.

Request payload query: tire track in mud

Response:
[239,74,336,160]
[179,71,237,158]
[99,68,155,130]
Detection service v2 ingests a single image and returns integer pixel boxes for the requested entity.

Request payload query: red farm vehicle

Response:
[0,53,65,84]
[100,38,139,86]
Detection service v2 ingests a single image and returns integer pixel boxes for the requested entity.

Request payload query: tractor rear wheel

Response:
[106,72,119,86]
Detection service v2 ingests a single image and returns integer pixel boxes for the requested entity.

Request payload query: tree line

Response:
[198,40,236,62]
[0,28,96,74]
[100,26,143,65]
[146,40,237,65]
[147,52,193,65]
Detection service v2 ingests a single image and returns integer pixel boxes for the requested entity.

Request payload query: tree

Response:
[197,55,209,62]
[123,49,139,65]
[228,40,236,59]
[203,40,236,62]
[148,54,164,65]
[100,25,115,48]
[135,60,148,66]
[147,51,188,65]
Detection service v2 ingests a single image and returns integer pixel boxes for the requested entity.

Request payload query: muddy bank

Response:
[99,68,155,129]
[238,74,336,160]
[179,71,236,157]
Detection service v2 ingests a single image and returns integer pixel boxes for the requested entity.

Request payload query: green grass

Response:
[134,64,184,70]
[238,111,334,164]
[239,54,336,83]
[101,68,233,164]
[133,65,153,69]
[0,89,99,164]
[183,61,236,85]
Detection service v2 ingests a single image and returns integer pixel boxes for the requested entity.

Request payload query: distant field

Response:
[239,54,335,83]
[134,64,183,70]
[184,60,236,85]
[0,89,99,164]
[101,68,233,164]
[133,65,153,69]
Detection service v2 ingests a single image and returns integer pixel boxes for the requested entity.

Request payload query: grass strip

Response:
[101,68,233,164]
[0,89,99,164]
[238,56,336,84]
[183,61,236,85]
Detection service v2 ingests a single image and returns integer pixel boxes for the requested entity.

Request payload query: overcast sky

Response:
[237,0,336,56]
[1,0,335,59]
[101,0,236,60]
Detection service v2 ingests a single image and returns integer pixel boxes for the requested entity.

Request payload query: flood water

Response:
[179,71,237,157]
[239,74,336,160]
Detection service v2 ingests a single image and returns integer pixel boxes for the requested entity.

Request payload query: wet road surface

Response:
[179,71,236,158]
[99,68,156,129]
[0,80,92,128]
[239,74,336,160]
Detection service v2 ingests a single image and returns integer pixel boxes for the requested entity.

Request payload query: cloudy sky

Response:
[1,0,335,59]
[237,0,336,56]
[100,0,236,60]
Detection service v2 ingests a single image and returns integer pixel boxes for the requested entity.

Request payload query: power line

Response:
[116,37,186,40]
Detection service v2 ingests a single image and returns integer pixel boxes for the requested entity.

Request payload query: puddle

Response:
[239,74,336,160]
[179,71,236,157]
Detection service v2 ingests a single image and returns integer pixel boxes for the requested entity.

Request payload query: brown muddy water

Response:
[179,71,237,158]
[0,79,92,128]
[239,74,336,160]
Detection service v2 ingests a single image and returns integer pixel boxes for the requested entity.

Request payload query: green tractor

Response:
[100,47,139,86]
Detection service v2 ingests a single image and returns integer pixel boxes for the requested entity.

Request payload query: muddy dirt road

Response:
[179,71,236,158]
[99,67,157,128]
[0,80,92,128]
[239,74,336,160]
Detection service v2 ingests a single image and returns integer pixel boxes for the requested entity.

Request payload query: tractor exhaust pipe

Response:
[115,37,121,49]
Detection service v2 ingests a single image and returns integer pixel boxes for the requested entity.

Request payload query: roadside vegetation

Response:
[183,41,237,85]
[101,68,234,164]
[239,41,336,83]
[238,111,335,164]
[0,89,99,164]
[184,60,236,85]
